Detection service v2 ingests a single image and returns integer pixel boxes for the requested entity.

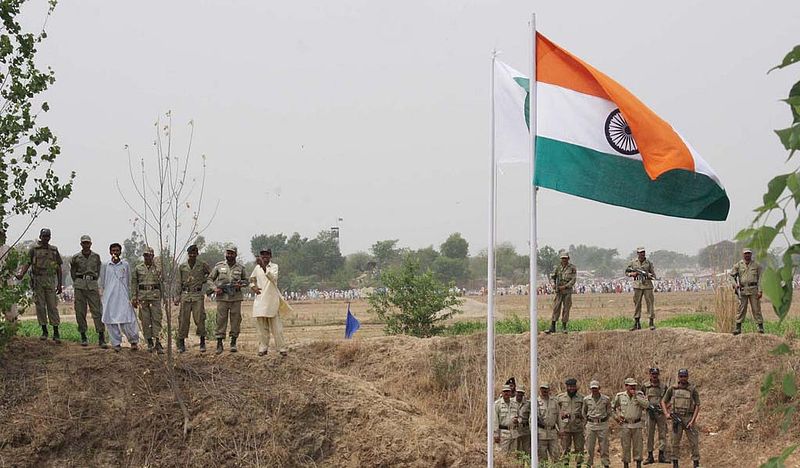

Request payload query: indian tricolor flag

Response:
[495,34,730,221]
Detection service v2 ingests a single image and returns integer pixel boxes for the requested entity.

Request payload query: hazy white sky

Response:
[10,0,800,260]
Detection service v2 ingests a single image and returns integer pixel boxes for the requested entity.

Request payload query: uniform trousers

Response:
[736,293,763,324]
[672,416,700,461]
[552,292,572,322]
[620,426,643,462]
[74,288,104,334]
[178,300,206,338]
[33,279,59,326]
[585,426,610,467]
[215,300,242,339]
[633,288,655,320]
[646,412,668,452]
[138,299,162,340]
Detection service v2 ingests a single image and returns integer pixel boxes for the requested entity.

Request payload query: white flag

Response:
[494,60,530,165]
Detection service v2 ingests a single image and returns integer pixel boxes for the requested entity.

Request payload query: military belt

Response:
[588,416,609,423]
[138,284,161,291]
[498,425,509,430]
[74,274,97,280]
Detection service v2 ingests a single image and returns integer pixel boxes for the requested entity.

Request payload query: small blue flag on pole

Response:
[345,302,360,339]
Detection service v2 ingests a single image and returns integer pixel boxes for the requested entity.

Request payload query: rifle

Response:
[732,272,742,300]
[646,403,663,419]
[670,412,697,435]
[625,267,656,281]
[218,279,250,296]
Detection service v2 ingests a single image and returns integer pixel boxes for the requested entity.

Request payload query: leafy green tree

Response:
[734,46,800,468]
[697,240,740,270]
[197,241,225,267]
[368,258,462,337]
[569,244,623,278]
[371,239,402,269]
[647,249,697,270]
[122,230,146,266]
[408,246,439,272]
[440,232,469,259]
[432,255,469,286]
[537,245,560,276]
[250,233,287,258]
[0,0,74,237]
[345,251,376,273]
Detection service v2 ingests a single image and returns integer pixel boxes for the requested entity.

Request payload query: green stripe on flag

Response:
[534,137,730,221]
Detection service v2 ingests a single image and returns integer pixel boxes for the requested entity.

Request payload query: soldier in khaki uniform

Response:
[661,369,700,468]
[493,384,519,454]
[70,235,106,348]
[131,246,164,353]
[626,247,656,331]
[643,368,669,464]
[730,248,763,335]
[175,244,211,353]
[17,228,63,342]
[208,245,248,354]
[547,251,577,334]
[537,383,561,462]
[612,378,650,468]
[513,385,531,455]
[582,380,612,468]
[557,377,586,466]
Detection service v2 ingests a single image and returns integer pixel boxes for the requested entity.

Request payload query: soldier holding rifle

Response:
[625,247,656,331]
[661,369,701,468]
[208,245,248,354]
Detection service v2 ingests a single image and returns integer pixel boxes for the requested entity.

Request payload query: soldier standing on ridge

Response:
[513,385,531,455]
[582,380,612,468]
[661,369,701,468]
[208,245,247,354]
[557,377,586,467]
[176,244,211,353]
[730,248,764,335]
[131,246,164,353]
[643,368,669,464]
[70,235,107,348]
[612,378,650,468]
[537,383,561,462]
[493,384,519,454]
[626,247,656,331]
[547,251,576,334]
[17,228,63,342]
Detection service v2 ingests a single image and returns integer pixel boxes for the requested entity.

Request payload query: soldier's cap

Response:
[225,245,238,254]
[636,247,646,253]
[80,235,92,243]
[678,369,689,377]
[649,367,660,375]
[624,377,638,386]
[40,228,51,236]
[505,377,516,386]
[516,385,526,394]
[743,248,753,254]
[143,246,155,255]
[502,384,512,392]
[539,382,549,389]
[187,244,199,253]
[589,380,600,389]
[259,248,272,255]
[559,251,569,258]
[565,378,577,386]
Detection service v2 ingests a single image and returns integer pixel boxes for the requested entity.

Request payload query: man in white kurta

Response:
[249,249,290,356]
[100,243,140,351]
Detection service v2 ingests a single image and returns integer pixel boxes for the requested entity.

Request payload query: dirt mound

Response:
[1,329,799,467]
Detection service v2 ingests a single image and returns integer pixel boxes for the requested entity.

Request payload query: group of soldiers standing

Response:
[4,228,287,356]
[547,247,764,335]
[495,368,701,468]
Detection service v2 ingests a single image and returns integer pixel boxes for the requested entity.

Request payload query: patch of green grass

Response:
[17,321,99,343]
[446,313,800,337]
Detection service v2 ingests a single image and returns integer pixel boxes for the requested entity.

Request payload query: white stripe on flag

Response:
[494,60,529,164]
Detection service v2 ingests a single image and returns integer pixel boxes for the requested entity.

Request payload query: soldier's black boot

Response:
[561,322,568,334]
[199,336,206,353]
[155,340,164,355]
[177,338,186,353]
[648,318,656,330]
[146,338,155,352]
[80,333,88,347]
[630,318,641,331]
[52,326,60,343]
[658,450,667,463]
[644,451,655,465]
[98,332,108,349]
[545,321,556,334]
[40,325,48,340]
[624,462,629,468]
[758,323,765,334]
[673,460,679,468]
[215,338,224,355]
[692,461,699,468]
[733,322,742,335]
[230,336,238,353]
[636,461,642,468]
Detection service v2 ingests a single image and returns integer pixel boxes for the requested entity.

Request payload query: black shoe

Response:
[649,318,656,330]
[644,452,655,465]
[545,321,556,334]
[80,333,88,347]
[52,326,61,344]
[692,461,699,468]
[199,336,206,353]
[658,450,667,463]
[637,461,642,468]
[39,325,48,341]
[230,337,238,353]
[215,338,224,355]
[673,461,679,468]
[155,340,164,355]
[98,332,108,349]
[177,338,186,353]
[758,323,765,334]
[733,323,742,335]
[130,342,139,351]
[624,463,629,468]
[630,318,641,331]
[147,338,155,352]
[561,322,568,334]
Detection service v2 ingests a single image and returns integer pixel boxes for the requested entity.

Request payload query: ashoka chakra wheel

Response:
[604,109,639,156]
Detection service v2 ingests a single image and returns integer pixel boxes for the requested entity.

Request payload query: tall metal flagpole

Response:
[486,49,498,468]
[529,13,540,467]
